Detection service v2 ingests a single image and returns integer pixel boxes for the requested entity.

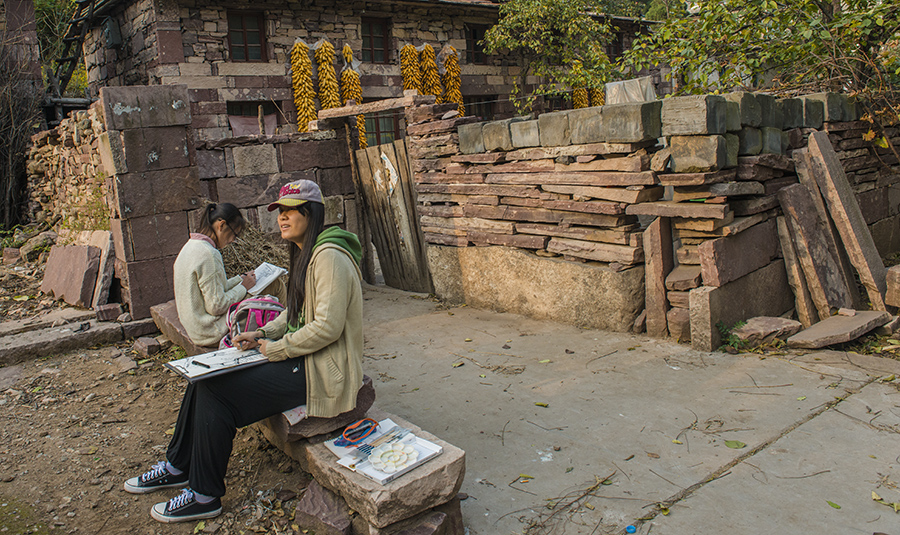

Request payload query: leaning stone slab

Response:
[260,375,376,441]
[40,245,101,307]
[669,135,726,173]
[258,406,465,529]
[568,107,604,145]
[510,119,540,148]
[0,320,124,366]
[599,101,662,143]
[295,480,352,535]
[661,95,726,136]
[482,119,514,152]
[644,217,673,338]
[690,259,794,352]
[149,300,217,356]
[457,122,484,154]
[787,311,891,349]
[538,110,571,147]
[732,316,803,345]
[723,92,761,127]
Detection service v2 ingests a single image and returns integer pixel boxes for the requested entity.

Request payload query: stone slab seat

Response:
[260,375,376,442]
[258,406,466,529]
[149,299,217,356]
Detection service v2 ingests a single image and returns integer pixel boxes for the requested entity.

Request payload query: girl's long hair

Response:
[285,201,326,326]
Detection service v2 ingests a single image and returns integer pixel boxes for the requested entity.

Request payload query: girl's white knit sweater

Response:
[173,238,246,347]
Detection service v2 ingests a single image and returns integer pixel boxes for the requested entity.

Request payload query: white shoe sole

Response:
[150,501,222,523]
[123,477,188,494]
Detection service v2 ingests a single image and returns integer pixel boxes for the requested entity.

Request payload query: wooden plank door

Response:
[353,139,433,293]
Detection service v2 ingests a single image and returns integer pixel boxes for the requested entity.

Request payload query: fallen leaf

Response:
[464,338,472,342]
[826,500,841,509]
[452,362,464,368]
[585,503,594,510]
[880,374,896,382]
[479,374,486,378]
[647,452,660,459]
[672,439,682,444]
[659,504,670,515]
[565,467,574,473]
[194,520,206,534]
[519,473,534,481]
[502,344,511,349]
[538,359,551,363]
[888,340,900,345]
[797,396,807,401]
[724,440,746,449]
[165,426,175,435]
[137,359,151,365]
[873,491,883,501]
[12,295,29,302]
[535,402,549,408]
[565,349,574,354]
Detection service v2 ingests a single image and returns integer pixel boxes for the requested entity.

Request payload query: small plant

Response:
[717,320,747,352]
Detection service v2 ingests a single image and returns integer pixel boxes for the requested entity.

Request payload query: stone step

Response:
[257,406,465,530]
[0,308,95,338]
[0,317,158,365]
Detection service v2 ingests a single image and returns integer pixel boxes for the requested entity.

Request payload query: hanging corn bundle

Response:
[400,44,421,93]
[589,88,605,107]
[441,46,464,115]
[419,44,442,98]
[315,41,341,110]
[290,40,316,132]
[340,44,367,149]
[573,87,589,108]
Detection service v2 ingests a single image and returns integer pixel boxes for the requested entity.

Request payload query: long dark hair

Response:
[285,201,326,326]
[197,203,245,244]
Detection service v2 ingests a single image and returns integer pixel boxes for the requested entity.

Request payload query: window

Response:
[465,25,489,65]
[364,110,403,146]
[228,12,266,62]
[227,101,278,136]
[463,95,495,121]
[607,32,625,60]
[361,18,391,63]
[543,93,572,112]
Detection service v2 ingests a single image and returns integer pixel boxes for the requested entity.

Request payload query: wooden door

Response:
[352,139,433,293]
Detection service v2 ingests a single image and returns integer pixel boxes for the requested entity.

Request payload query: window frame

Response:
[463,95,496,121]
[465,24,489,65]
[227,11,268,63]
[364,110,404,147]
[360,17,392,64]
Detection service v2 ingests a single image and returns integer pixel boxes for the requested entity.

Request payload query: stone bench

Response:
[258,406,466,534]
[149,300,217,356]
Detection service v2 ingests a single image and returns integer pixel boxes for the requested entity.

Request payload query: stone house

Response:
[0,0,40,80]
[76,0,659,146]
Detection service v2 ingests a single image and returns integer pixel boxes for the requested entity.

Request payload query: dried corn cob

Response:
[290,41,316,132]
[590,88,605,107]
[419,44,442,98]
[400,44,421,93]
[315,41,341,110]
[340,45,367,149]
[441,46,464,115]
[573,87,589,109]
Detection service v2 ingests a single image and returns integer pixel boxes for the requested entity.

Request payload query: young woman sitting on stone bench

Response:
[171,202,257,349]
[124,180,365,523]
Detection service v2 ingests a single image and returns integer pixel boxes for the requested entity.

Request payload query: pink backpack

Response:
[221,295,285,348]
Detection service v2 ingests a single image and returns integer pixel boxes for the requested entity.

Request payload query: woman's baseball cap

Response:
[267,179,324,211]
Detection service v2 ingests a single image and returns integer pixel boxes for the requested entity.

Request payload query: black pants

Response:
[166,358,307,497]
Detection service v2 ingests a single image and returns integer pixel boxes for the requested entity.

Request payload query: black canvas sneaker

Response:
[123,461,189,494]
[150,489,222,523]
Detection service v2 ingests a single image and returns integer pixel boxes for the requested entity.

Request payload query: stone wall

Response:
[27,107,110,232]
[404,91,899,341]
[26,84,361,319]
[81,0,666,142]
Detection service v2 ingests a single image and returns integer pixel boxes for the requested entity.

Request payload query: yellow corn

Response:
[419,44,442,98]
[315,41,341,110]
[441,46,464,115]
[400,44,421,93]
[290,41,316,132]
[340,45,367,148]
[573,88,589,109]
[590,88,605,107]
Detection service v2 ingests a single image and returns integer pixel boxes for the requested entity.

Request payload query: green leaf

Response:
[535,402,549,408]
[826,500,841,509]
[724,440,746,449]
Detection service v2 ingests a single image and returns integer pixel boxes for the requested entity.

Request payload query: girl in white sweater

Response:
[172,203,256,347]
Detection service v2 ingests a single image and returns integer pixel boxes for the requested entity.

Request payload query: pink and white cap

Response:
[267,179,323,211]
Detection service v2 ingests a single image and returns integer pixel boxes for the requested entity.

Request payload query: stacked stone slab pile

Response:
[417,101,669,268]
[27,106,109,230]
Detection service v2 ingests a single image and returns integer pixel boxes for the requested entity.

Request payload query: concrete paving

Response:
[361,285,900,535]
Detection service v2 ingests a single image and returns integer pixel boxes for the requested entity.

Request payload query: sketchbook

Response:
[247,262,287,295]
[325,418,443,485]
[164,347,268,382]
